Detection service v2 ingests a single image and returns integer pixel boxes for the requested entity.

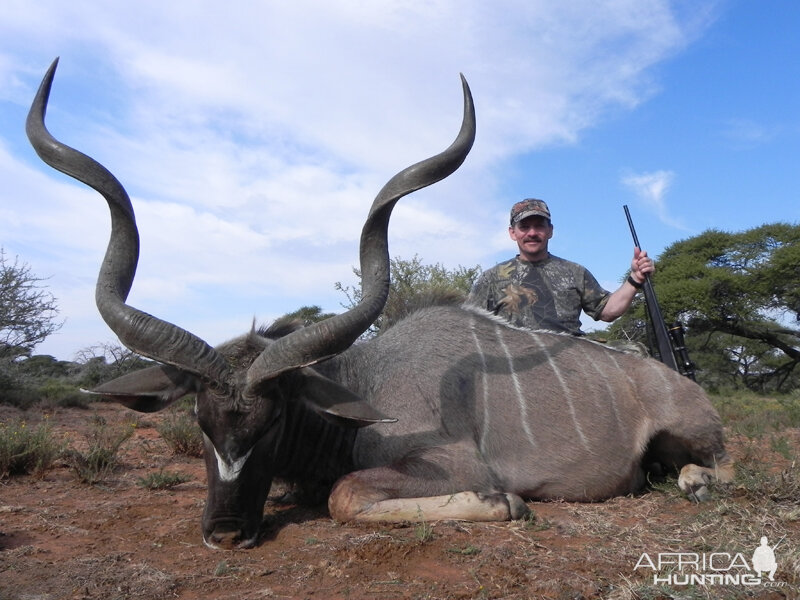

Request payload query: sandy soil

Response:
[1,402,798,599]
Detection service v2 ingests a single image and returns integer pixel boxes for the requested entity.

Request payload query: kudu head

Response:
[27,58,475,549]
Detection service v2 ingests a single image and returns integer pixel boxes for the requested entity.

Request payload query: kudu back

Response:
[27,59,733,550]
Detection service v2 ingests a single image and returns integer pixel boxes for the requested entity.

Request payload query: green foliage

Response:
[0,355,85,409]
[73,342,153,388]
[156,407,204,457]
[607,222,800,393]
[37,379,88,409]
[64,414,136,484]
[15,354,73,379]
[414,518,435,543]
[0,418,63,479]
[137,469,192,490]
[448,544,481,556]
[336,254,481,335]
[1,354,79,408]
[0,342,153,408]
[278,305,336,326]
[711,390,800,438]
[0,383,40,410]
[0,248,63,360]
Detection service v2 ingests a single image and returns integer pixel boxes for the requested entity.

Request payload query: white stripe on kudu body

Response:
[469,318,492,455]
[604,350,638,391]
[585,348,625,430]
[495,324,537,449]
[527,330,590,451]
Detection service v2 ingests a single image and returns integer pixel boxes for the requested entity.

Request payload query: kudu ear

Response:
[294,369,397,429]
[84,364,201,413]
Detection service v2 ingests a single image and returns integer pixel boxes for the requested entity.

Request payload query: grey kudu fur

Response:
[28,59,733,550]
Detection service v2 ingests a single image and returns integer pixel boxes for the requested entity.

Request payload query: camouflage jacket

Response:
[465,254,610,335]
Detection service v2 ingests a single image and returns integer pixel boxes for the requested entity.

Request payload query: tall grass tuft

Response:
[157,407,204,457]
[0,418,63,479]
[137,469,192,490]
[64,414,136,484]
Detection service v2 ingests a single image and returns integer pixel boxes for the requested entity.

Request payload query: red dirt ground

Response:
[1,402,797,599]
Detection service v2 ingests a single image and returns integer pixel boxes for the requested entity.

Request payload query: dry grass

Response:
[62,414,137,484]
[0,417,63,479]
[1,394,799,599]
[156,404,204,457]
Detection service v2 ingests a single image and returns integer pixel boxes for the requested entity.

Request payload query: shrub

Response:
[38,379,89,409]
[64,415,135,484]
[157,410,204,457]
[137,469,191,490]
[0,386,40,410]
[710,391,798,438]
[0,418,63,479]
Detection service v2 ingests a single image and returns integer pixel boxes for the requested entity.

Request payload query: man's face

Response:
[509,215,553,262]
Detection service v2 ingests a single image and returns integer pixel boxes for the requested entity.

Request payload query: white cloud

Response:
[0,0,717,357]
[621,169,689,231]
[721,118,778,148]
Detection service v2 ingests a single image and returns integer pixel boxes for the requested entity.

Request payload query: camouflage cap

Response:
[510,198,551,225]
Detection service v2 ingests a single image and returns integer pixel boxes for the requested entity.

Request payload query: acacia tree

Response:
[336,255,481,336]
[607,223,800,392]
[278,305,337,327]
[0,249,63,360]
[73,342,153,387]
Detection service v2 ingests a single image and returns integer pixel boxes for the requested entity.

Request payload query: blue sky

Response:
[1,0,798,361]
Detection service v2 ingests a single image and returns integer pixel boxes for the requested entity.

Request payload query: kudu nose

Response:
[208,527,243,550]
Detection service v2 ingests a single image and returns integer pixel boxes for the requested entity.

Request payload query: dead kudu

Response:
[28,59,733,550]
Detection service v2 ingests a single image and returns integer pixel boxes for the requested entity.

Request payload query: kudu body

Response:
[28,59,733,550]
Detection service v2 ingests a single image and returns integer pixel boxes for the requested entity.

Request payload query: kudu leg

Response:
[644,408,735,502]
[678,455,735,502]
[658,436,735,502]
[328,467,529,523]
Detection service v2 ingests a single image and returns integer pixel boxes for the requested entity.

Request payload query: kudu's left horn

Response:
[26,58,232,389]
[246,74,475,391]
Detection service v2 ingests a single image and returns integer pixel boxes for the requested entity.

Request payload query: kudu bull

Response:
[28,59,733,550]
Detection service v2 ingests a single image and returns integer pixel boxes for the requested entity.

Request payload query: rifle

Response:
[668,321,697,381]
[623,205,682,374]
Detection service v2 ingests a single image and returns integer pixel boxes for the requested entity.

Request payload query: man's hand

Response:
[630,247,655,284]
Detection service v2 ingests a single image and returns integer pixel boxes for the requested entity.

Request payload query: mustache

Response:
[522,236,544,243]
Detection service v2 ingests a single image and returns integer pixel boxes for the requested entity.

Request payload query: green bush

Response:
[137,469,191,490]
[710,391,799,438]
[0,418,63,479]
[38,379,89,409]
[64,415,136,484]
[0,386,40,410]
[157,410,204,457]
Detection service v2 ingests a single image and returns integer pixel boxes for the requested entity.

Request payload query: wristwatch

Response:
[627,274,644,289]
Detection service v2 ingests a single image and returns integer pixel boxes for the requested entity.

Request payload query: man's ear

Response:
[292,368,396,428]
[83,364,201,413]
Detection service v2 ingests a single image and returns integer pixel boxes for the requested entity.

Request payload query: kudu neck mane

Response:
[272,395,357,488]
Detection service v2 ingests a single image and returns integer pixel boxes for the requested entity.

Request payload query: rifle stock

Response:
[623,205,679,372]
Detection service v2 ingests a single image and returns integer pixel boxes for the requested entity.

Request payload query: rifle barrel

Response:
[623,205,678,371]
